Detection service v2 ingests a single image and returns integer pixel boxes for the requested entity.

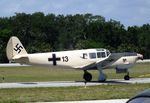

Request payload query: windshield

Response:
[106,50,110,56]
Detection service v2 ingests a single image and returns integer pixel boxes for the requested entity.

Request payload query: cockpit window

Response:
[97,52,101,58]
[102,52,106,57]
[97,52,106,58]
[89,53,96,59]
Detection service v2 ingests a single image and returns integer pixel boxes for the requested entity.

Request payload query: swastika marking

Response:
[14,43,23,54]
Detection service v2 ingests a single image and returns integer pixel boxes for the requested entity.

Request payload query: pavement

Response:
[35,99,128,103]
[0,78,150,89]
[0,63,29,67]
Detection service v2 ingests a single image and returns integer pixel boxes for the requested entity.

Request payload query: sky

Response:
[0,0,150,27]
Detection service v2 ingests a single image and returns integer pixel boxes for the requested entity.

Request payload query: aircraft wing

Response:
[96,52,139,68]
[78,53,123,70]
[137,59,150,63]
[95,56,115,68]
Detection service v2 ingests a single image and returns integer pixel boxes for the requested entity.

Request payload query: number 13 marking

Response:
[62,56,69,62]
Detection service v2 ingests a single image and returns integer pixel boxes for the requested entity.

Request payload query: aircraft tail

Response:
[6,36,28,61]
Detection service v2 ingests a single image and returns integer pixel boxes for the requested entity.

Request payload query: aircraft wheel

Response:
[124,75,130,80]
[83,72,92,82]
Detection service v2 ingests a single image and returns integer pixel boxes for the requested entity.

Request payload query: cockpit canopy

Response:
[89,49,110,59]
[82,48,111,59]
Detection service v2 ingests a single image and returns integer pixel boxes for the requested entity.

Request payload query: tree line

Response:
[0,12,150,63]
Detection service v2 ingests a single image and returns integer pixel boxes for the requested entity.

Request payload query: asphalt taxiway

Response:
[0,78,150,89]
[36,99,128,103]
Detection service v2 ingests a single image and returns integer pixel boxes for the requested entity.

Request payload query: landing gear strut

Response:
[98,69,107,82]
[83,70,92,82]
[124,72,130,80]
[97,65,107,82]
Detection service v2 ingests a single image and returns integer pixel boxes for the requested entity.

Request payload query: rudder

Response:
[6,36,27,61]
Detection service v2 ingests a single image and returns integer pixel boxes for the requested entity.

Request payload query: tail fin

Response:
[6,36,27,61]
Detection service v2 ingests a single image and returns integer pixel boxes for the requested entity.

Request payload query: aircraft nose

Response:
[137,53,143,60]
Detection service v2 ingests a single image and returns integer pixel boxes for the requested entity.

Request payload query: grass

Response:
[0,63,149,103]
[0,84,149,103]
[0,63,150,82]
[0,66,84,82]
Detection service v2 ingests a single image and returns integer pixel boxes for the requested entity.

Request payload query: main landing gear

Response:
[83,67,107,82]
[97,66,107,82]
[124,72,130,80]
[83,70,92,82]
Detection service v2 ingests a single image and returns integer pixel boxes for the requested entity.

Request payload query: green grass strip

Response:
[0,83,149,103]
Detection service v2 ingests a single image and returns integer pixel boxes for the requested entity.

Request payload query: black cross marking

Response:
[14,43,23,54]
[48,54,61,66]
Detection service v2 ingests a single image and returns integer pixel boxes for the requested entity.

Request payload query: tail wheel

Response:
[83,72,92,82]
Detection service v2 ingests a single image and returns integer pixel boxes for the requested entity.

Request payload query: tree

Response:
[0,12,149,63]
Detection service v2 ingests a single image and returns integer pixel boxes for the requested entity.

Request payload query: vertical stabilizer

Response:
[6,36,27,61]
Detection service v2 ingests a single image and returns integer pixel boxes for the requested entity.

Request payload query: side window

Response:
[89,53,96,59]
[97,52,101,58]
[97,52,106,58]
[102,52,106,57]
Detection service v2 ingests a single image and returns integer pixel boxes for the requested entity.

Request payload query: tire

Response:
[83,72,92,82]
[124,75,130,80]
